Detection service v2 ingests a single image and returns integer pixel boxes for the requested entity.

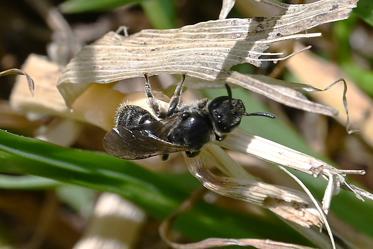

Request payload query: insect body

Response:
[103,75,275,160]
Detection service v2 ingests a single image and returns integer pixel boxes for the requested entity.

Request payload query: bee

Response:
[103,75,275,160]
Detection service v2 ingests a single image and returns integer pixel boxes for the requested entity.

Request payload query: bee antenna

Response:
[225,84,232,107]
[244,112,276,119]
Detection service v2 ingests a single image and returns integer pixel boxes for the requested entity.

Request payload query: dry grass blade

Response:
[221,129,361,177]
[220,129,371,211]
[286,43,373,147]
[231,74,353,129]
[58,0,358,106]
[0,68,35,95]
[225,72,338,117]
[160,188,315,249]
[279,166,335,249]
[185,149,323,228]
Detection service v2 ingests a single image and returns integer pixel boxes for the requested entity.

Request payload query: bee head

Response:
[208,84,276,134]
[208,83,246,133]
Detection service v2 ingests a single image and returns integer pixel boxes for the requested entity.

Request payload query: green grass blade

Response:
[141,0,177,29]
[60,0,143,13]
[0,130,307,244]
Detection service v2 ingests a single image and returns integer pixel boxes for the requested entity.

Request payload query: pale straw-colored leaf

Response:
[185,145,323,228]
[191,146,347,248]
[225,71,339,117]
[184,71,341,118]
[58,0,358,106]
[220,129,372,211]
[164,237,315,249]
[10,54,125,131]
[160,188,316,249]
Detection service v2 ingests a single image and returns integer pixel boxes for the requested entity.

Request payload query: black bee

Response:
[103,75,275,160]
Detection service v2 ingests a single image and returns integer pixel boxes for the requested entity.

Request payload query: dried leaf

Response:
[279,166,335,249]
[10,55,124,131]
[160,188,316,249]
[225,72,338,117]
[58,0,358,106]
[286,43,373,147]
[186,145,323,229]
[220,129,371,209]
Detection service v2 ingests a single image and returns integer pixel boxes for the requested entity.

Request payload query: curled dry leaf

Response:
[286,43,373,147]
[220,129,372,209]
[187,145,347,249]
[186,145,323,228]
[58,0,358,107]
[160,188,316,249]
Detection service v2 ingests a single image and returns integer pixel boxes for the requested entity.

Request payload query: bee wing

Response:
[103,126,188,160]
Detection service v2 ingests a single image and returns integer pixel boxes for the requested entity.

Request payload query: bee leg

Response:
[215,133,226,141]
[186,150,200,157]
[144,74,162,117]
[162,154,169,161]
[167,74,186,116]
